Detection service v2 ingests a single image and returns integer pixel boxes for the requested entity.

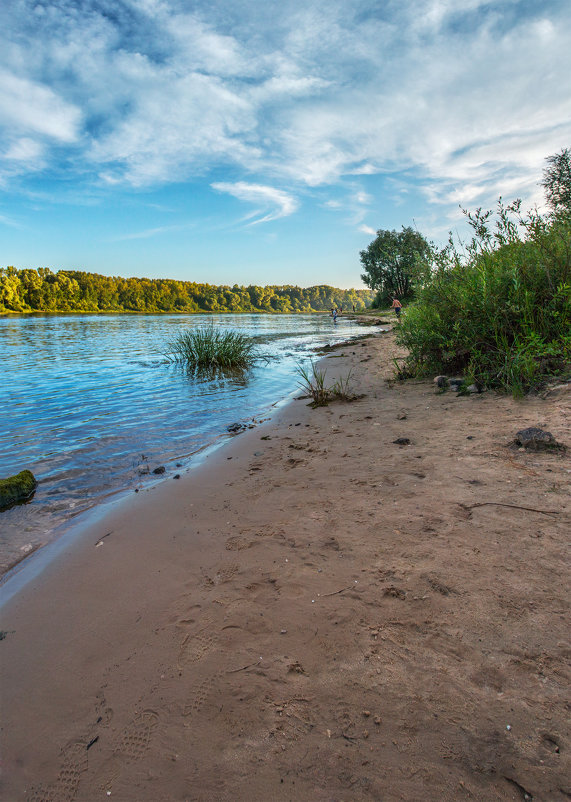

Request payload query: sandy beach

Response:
[1,329,569,802]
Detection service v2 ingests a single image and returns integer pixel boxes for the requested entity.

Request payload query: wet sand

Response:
[1,330,569,801]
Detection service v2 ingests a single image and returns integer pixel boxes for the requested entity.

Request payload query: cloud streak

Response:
[1,0,570,232]
[211,182,298,224]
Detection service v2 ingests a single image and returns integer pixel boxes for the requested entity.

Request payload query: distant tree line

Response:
[0,267,374,314]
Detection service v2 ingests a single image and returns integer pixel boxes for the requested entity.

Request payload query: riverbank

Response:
[1,330,569,801]
[0,312,371,574]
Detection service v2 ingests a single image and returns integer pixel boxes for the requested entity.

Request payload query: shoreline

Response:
[1,330,569,801]
[1,314,377,578]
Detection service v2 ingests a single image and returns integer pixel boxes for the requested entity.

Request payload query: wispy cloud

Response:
[110,223,193,241]
[211,181,298,223]
[0,0,570,234]
[358,224,376,236]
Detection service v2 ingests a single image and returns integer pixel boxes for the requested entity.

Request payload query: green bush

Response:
[395,155,571,395]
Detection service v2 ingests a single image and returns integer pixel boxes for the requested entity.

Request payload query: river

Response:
[0,313,374,573]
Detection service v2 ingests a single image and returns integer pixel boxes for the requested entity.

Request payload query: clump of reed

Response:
[165,325,257,370]
[296,362,355,406]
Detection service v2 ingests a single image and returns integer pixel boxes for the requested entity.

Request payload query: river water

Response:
[0,313,373,572]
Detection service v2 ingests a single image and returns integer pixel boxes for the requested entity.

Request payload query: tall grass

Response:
[296,362,355,406]
[395,197,571,395]
[165,325,257,370]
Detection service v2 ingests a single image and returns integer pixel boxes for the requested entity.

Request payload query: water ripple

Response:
[0,312,368,569]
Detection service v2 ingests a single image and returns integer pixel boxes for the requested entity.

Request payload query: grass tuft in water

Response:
[166,325,257,370]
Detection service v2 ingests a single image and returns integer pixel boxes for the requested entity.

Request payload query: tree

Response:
[359,226,431,306]
[541,147,571,215]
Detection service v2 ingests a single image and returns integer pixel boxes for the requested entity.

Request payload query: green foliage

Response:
[541,147,571,215]
[165,326,257,370]
[360,226,431,306]
[296,362,355,407]
[0,268,374,315]
[395,153,571,395]
[297,362,331,406]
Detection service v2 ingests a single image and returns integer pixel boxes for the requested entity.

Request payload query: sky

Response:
[1,0,570,289]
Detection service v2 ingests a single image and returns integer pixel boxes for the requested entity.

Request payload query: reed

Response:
[296,362,355,406]
[166,325,257,369]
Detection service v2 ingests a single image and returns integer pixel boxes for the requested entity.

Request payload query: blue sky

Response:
[1,0,570,289]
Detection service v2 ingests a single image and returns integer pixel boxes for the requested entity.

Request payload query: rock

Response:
[542,381,571,399]
[152,466,166,474]
[393,437,411,446]
[515,427,560,450]
[0,470,37,511]
[227,422,245,433]
[466,384,481,394]
[434,375,448,388]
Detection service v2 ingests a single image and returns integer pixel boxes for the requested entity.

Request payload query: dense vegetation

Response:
[360,226,431,307]
[0,268,373,314]
[395,149,571,395]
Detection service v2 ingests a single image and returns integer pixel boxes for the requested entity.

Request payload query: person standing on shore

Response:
[391,297,403,319]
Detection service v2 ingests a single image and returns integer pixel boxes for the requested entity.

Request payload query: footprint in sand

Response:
[114,709,158,763]
[98,709,159,793]
[27,740,89,802]
[182,671,224,719]
[215,563,239,583]
[225,536,254,551]
[178,628,219,670]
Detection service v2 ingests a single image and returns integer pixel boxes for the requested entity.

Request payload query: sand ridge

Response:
[1,331,569,801]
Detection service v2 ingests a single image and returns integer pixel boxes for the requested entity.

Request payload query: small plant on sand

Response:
[165,325,257,370]
[297,362,331,406]
[296,362,356,406]
[331,369,355,400]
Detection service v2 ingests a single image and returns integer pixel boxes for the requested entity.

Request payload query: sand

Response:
[1,330,569,802]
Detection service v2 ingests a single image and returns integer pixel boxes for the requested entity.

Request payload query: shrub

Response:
[165,325,257,370]
[395,168,571,395]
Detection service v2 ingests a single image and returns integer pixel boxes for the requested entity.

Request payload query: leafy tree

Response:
[0,268,375,314]
[360,226,431,306]
[541,147,571,215]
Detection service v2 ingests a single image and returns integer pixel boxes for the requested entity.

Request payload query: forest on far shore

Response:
[0,267,374,314]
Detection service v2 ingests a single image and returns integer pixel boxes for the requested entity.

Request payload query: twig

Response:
[468,502,560,515]
[226,661,260,674]
[322,586,353,597]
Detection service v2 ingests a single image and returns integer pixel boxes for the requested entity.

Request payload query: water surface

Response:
[0,313,372,572]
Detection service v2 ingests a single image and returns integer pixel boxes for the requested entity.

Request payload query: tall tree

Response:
[541,147,571,215]
[359,226,431,305]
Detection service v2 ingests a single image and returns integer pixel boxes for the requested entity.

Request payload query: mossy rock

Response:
[0,470,37,511]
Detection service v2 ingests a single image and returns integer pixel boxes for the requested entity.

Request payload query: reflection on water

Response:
[0,313,369,570]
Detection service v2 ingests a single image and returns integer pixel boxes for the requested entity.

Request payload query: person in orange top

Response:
[391,297,403,318]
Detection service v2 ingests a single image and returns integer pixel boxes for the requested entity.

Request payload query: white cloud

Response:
[0,70,81,142]
[211,181,298,223]
[4,137,45,164]
[0,0,570,233]
[359,224,376,236]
